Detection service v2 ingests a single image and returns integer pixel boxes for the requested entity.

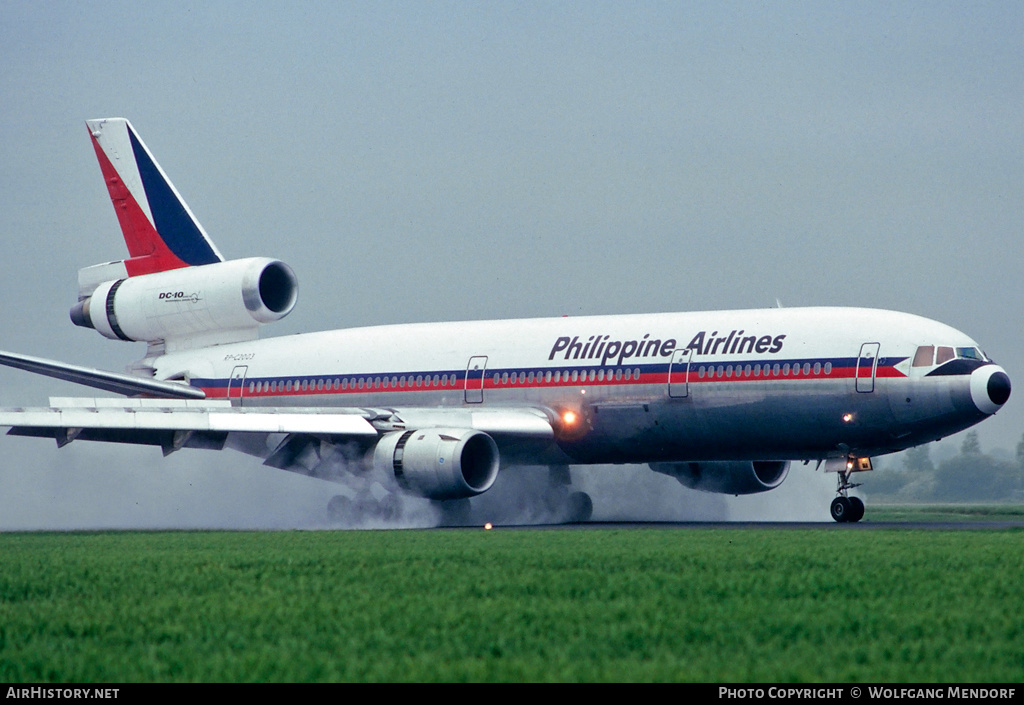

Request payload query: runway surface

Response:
[459,519,1024,531]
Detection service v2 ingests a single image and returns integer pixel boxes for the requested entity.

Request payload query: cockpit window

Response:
[915,345,987,368]
[912,346,934,367]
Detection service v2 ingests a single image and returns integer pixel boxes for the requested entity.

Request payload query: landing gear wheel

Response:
[831,457,866,523]
[847,496,865,523]
[830,496,851,523]
[564,492,593,523]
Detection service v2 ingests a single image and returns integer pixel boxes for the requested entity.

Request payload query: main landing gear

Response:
[432,465,594,527]
[545,465,594,524]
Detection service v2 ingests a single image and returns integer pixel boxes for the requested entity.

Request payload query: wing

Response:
[0,397,555,467]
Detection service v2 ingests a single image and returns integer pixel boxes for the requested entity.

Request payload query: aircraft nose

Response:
[970,365,1011,415]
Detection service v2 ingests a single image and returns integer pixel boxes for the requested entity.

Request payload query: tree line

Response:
[863,431,1024,502]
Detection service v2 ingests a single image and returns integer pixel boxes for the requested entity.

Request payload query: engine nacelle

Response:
[373,428,500,500]
[649,460,790,495]
[70,258,297,348]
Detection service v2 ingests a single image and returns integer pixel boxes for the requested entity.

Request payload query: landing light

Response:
[842,413,854,423]
[562,410,578,426]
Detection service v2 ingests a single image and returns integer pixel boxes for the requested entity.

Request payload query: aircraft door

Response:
[227,365,249,406]
[465,356,488,404]
[668,348,692,398]
[855,343,880,393]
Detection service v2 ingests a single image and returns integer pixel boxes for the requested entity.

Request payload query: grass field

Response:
[1,525,1021,682]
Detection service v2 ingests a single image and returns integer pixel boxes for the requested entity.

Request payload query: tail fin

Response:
[86,118,224,276]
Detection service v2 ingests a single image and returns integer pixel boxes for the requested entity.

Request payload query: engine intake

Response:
[71,258,297,348]
[373,428,500,500]
[649,460,790,495]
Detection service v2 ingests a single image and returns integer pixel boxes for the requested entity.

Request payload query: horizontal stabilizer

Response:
[0,350,205,399]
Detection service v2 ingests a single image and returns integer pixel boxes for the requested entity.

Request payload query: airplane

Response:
[0,118,1012,524]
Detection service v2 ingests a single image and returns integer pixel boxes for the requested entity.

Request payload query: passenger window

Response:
[936,347,955,365]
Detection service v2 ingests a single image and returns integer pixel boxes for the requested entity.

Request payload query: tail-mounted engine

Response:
[70,258,297,350]
[373,428,500,500]
[649,460,790,495]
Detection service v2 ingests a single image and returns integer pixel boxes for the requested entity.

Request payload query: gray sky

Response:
[1,2,1021,528]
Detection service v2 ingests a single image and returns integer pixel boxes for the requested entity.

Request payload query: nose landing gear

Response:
[830,495,864,523]
[823,456,870,523]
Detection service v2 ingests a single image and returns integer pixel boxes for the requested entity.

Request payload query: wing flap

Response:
[0,400,378,439]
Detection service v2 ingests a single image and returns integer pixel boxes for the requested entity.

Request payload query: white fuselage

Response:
[150,306,998,465]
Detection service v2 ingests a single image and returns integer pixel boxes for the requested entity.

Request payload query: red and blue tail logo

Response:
[87,118,224,276]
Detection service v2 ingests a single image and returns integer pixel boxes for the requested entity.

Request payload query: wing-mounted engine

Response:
[70,257,297,351]
[649,460,790,495]
[373,428,500,500]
